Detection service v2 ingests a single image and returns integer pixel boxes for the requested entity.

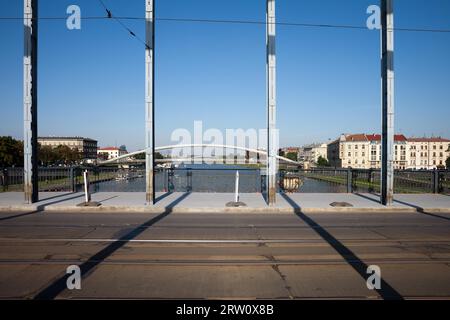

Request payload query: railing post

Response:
[168,168,174,192]
[187,169,192,192]
[69,167,75,192]
[347,168,353,193]
[433,169,439,194]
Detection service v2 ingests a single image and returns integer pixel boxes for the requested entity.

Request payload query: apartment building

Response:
[97,147,128,160]
[327,134,409,169]
[38,136,98,159]
[407,138,450,170]
[300,143,328,164]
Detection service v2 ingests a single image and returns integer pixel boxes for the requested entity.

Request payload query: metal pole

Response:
[145,0,155,204]
[266,0,277,205]
[24,0,38,203]
[381,0,394,205]
[234,171,240,203]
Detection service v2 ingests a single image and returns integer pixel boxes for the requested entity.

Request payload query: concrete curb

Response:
[1,205,449,214]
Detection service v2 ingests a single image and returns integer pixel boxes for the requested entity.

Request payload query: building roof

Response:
[345,134,368,142]
[38,136,97,142]
[408,137,450,143]
[98,147,120,151]
[366,134,407,142]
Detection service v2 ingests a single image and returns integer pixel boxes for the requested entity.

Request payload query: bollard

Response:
[234,171,240,202]
[226,170,246,207]
[83,170,91,203]
[76,170,100,207]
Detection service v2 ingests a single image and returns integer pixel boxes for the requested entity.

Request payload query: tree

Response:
[317,156,329,167]
[446,157,450,169]
[285,152,298,162]
[0,136,23,167]
[54,145,81,164]
[38,145,57,166]
[134,152,163,160]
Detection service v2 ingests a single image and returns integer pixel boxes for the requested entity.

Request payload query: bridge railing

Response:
[281,168,449,194]
[1,166,449,195]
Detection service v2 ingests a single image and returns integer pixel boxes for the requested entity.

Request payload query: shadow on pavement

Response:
[280,192,403,300]
[34,191,191,300]
[0,210,41,222]
[393,198,450,222]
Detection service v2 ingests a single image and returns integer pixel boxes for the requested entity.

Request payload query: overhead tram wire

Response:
[1,15,450,34]
[97,0,150,50]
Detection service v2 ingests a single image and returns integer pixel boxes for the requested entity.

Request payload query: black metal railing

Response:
[1,166,449,194]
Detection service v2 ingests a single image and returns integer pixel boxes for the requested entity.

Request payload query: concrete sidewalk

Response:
[0,192,449,213]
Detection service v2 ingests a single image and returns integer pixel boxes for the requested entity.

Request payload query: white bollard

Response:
[234,170,239,203]
[83,170,91,203]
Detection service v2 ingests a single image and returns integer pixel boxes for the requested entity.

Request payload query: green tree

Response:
[285,152,298,162]
[38,145,57,166]
[446,157,450,169]
[317,156,329,167]
[134,152,163,160]
[0,136,23,167]
[54,145,81,164]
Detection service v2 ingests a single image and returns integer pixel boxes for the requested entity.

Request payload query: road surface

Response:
[0,209,449,299]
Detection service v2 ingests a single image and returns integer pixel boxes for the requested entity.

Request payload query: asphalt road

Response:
[0,209,449,299]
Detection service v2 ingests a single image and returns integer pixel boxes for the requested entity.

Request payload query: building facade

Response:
[328,134,450,170]
[38,136,98,159]
[97,147,128,160]
[407,138,450,170]
[299,144,327,165]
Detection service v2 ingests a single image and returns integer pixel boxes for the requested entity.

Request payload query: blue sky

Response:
[0,0,449,151]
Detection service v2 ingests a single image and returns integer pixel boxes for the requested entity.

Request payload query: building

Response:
[407,137,450,170]
[38,136,97,159]
[301,143,328,165]
[97,147,128,160]
[327,133,408,169]
[280,147,300,160]
[328,134,450,170]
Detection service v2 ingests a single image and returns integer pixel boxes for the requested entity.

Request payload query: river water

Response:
[91,164,349,193]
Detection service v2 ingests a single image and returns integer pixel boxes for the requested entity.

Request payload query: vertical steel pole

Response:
[145,0,155,204]
[24,0,38,203]
[381,0,394,205]
[266,0,277,205]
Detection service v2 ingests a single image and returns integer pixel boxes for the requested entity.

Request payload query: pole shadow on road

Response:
[0,210,41,222]
[33,192,191,300]
[280,192,404,300]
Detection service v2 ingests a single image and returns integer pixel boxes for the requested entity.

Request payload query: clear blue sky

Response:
[0,0,449,151]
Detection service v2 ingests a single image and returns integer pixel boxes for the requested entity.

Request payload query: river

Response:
[91,164,349,193]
